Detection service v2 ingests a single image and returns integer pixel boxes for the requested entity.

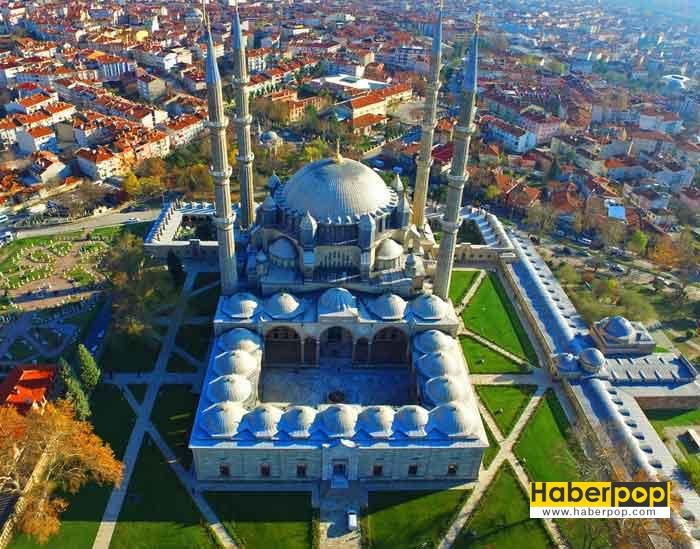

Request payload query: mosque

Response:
[175,6,491,487]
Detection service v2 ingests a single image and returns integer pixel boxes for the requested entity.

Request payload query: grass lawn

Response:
[646,408,700,436]
[454,464,551,548]
[193,271,220,291]
[206,492,313,549]
[449,270,481,305]
[101,332,160,373]
[175,323,212,362]
[482,415,499,470]
[461,273,538,364]
[111,438,215,549]
[9,385,135,549]
[461,336,525,374]
[90,221,152,241]
[167,352,198,373]
[187,285,220,318]
[150,385,198,469]
[363,489,470,549]
[477,385,536,436]
[128,384,147,404]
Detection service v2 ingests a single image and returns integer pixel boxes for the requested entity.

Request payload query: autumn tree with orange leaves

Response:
[0,401,122,544]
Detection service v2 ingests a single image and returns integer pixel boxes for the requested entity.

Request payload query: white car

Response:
[347,509,358,531]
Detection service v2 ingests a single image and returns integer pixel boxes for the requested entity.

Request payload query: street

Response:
[14,208,161,238]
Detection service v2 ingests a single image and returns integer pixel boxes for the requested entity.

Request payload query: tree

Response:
[175,164,213,196]
[628,230,648,256]
[676,228,698,298]
[649,237,678,269]
[57,357,91,419]
[77,344,101,392]
[598,220,625,249]
[136,157,166,181]
[525,204,557,235]
[618,290,656,322]
[557,263,580,286]
[484,184,501,202]
[122,171,140,197]
[137,176,163,199]
[0,401,122,544]
[166,250,185,288]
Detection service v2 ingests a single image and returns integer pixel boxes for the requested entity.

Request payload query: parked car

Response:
[610,264,626,273]
[347,510,358,531]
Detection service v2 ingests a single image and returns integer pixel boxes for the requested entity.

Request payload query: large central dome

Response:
[277,157,396,221]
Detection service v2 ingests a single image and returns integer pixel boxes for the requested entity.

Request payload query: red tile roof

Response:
[0,364,56,413]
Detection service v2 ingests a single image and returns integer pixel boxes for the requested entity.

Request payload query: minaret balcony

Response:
[205,118,229,130]
[211,167,233,180]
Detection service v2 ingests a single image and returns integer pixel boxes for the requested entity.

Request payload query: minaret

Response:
[232,3,255,230]
[413,0,443,232]
[433,14,480,301]
[204,7,237,295]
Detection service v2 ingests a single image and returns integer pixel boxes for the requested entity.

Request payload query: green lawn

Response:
[461,273,538,364]
[454,464,551,548]
[167,352,198,373]
[461,336,525,374]
[477,385,536,436]
[449,270,481,305]
[101,332,160,373]
[128,384,147,404]
[90,221,152,241]
[646,408,700,436]
[175,323,212,362]
[363,490,470,549]
[193,271,220,291]
[206,492,313,549]
[9,385,135,549]
[111,438,215,549]
[187,285,220,318]
[482,416,499,470]
[150,385,198,469]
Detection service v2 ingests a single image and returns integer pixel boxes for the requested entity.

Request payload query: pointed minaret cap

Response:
[333,139,343,163]
[463,13,480,92]
[431,0,443,58]
[203,1,220,85]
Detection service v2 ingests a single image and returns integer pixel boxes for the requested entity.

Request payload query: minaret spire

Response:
[412,0,443,232]
[204,1,237,295]
[433,13,480,300]
[232,1,255,230]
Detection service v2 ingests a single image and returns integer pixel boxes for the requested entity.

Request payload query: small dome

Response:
[207,374,253,403]
[262,195,277,211]
[579,347,605,372]
[317,404,358,438]
[424,375,467,405]
[393,405,429,437]
[220,328,262,353]
[269,238,296,260]
[201,401,246,437]
[278,406,317,438]
[356,406,395,438]
[241,404,282,438]
[319,287,357,314]
[554,352,579,373]
[413,330,453,355]
[213,349,259,377]
[602,316,634,339]
[264,292,304,319]
[411,294,448,321]
[261,130,281,143]
[415,350,462,378]
[375,238,403,261]
[222,292,260,319]
[368,293,407,320]
[427,401,478,437]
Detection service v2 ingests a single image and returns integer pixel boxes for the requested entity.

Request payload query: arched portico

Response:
[371,327,408,364]
[320,326,354,360]
[264,326,301,364]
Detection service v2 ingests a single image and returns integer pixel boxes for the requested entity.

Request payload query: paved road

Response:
[15,209,160,238]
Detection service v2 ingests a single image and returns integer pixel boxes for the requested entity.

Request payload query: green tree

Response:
[599,220,625,249]
[136,157,166,181]
[557,263,580,286]
[628,230,648,256]
[484,184,502,202]
[61,369,91,420]
[77,344,101,392]
[122,171,140,197]
[619,290,656,322]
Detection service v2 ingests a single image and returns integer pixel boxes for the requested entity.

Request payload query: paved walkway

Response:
[318,483,365,549]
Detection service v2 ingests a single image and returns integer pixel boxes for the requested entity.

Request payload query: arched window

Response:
[371,327,408,364]
[264,326,301,364]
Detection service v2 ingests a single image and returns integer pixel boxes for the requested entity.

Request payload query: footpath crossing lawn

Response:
[449,270,481,305]
[481,416,499,469]
[111,439,215,549]
[9,385,135,549]
[363,490,470,549]
[175,323,212,362]
[461,273,538,364]
[205,492,313,549]
[150,385,199,469]
[476,385,536,436]
[454,464,552,548]
[460,336,525,374]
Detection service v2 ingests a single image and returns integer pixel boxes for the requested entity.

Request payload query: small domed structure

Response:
[222,292,260,319]
[241,404,283,438]
[368,293,407,320]
[579,347,606,373]
[393,405,429,437]
[319,287,357,315]
[220,328,262,353]
[317,404,358,438]
[268,238,297,269]
[278,406,317,438]
[601,316,634,340]
[207,374,253,404]
[413,330,453,355]
[375,238,404,270]
[427,402,478,437]
[415,350,462,378]
[356,406,395,438]
[201,401,246,437]
[264,292,304,320]
[213,349,259,377]
[411,294,448,321]
[424,375,467,405]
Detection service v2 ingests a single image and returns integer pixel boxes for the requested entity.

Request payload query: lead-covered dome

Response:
[277,157,395,221]
[240,404,282,438]
[393,405,429,437]
[413,330,454,355]
[368,293,407,320]
[427,402,479,437]
[222,292,260,319]
[415,350,463,378]
[214,349,259,377]
[207,374,253,403]
[219,328,262,352]
[264,292,304,319]
[316,404,358,438]
[411,294,449,321]
[356,406,395,438]
[319,287,357,314]
[424,375,467,405]
[579,347,605,373]
[201,401,246,437]
[278,406,317,438]
[601,316,634,339]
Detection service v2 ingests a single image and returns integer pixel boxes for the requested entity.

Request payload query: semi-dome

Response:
[219,328,262,352]
[264,292,304,319]
[269,238,296,260]
[278,406,317,438]
[413,330,453,355]
[319,287,357,314]
[241,404,282,438]
[368,293,407,320]
[201,401,246,437]
[579,347,606,373]
[375,238,403,261]
[415,350,462,378]
[601,316,634,339]
[317,404,358,438]
[222,292,260,319]
[356,406,395,438]
[393,405,429,437]
[207,374,253,404]
[278,157,395,221]
[411,294,448,321]
[213,349,259,377]
[424,375,467,405]
[427,402,478,437]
